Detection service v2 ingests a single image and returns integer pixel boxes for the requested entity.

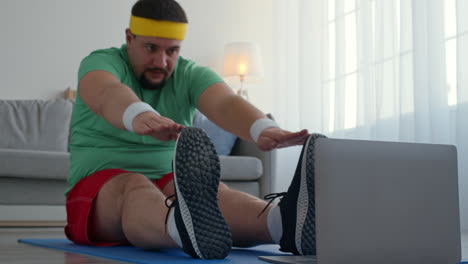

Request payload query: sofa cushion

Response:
[193,111,238,156]
[0,148,69,180]
[223,181,260,197]
[0,99,73,151]
[219,156,262,181]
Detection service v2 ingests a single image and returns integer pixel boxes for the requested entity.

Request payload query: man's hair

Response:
[131,0,188,23]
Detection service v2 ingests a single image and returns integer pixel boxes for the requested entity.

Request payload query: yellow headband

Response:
[129,15,187,40]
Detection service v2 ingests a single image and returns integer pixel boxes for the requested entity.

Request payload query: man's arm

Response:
[79,70,183,141]
[197,82,309,151]
[197,82,264,141]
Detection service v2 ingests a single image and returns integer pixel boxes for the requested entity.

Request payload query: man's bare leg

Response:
[218,183,274,247]
[89,172,177,249]
[90,171,273,250]
[161,180,273,247]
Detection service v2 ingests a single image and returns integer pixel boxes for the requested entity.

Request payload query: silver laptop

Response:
[262,138,461,264]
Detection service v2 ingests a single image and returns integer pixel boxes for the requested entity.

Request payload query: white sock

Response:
[267,205,283,244]
[167,208,183,248]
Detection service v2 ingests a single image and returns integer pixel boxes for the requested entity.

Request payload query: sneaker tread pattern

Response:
[175,127,232,259]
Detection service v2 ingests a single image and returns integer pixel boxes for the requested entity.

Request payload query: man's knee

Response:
[219,182,230,192]
[90,172,152,243]
[95,172,154,212]
[119,173,155,196]
[100,172,154,201]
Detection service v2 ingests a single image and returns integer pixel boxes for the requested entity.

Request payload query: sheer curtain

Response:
[272,0,468,230]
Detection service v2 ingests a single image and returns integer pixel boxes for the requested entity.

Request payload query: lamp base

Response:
[237,89,249,101]
[237,77,249,101]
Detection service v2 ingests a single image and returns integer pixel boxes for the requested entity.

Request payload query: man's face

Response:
[125,29,181,90]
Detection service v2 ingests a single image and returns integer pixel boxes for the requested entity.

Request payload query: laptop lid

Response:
[314,138,461,264]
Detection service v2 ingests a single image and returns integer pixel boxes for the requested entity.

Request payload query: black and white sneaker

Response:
[170,127,232,259]
[260,133,326,255]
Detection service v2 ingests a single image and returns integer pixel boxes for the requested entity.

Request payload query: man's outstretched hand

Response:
[132,112,184,141]
[256,127,309,151]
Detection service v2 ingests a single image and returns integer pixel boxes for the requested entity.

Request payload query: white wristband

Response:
[250,118,280,143]
[122,102,159,132]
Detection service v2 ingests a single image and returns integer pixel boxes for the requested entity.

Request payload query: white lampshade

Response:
[222,42,263,81]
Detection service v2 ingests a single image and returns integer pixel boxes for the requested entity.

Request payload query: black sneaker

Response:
[260,133,326,255]
[169,127,232,259]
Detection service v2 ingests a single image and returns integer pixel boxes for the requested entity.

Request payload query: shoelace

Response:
[257,192,286,217]
[164,194,176,232]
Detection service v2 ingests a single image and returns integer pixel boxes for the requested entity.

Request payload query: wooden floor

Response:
[0,228,127,264]
[1,227,467,264]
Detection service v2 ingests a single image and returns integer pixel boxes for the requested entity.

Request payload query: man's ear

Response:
[125,28,135,45]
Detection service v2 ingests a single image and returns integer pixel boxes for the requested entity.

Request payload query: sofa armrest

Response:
[229,114,277,198]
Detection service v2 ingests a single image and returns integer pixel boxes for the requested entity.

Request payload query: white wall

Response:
[0,0,274,112]
[178,0,274,113]
[0,1,133,100]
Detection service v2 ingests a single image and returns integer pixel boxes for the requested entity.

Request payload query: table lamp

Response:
[222,42,263,101]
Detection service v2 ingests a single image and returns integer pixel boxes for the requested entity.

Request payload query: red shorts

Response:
[64,169,174,246]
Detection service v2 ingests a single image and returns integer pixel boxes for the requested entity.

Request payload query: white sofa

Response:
[0,99,276,210]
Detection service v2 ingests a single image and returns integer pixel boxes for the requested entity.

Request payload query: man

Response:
[65,0,318,259]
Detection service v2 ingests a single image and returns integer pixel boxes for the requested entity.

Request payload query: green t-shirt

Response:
[66,44,223,195]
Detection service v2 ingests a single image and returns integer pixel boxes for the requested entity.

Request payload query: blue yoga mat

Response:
[19,239,468,264]
[18,238,287,264]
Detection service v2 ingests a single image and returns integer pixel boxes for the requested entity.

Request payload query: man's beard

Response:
[139,68,168,90]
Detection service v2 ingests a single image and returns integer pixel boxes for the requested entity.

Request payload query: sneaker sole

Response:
[173,127,232,259]
[296,134,324,255]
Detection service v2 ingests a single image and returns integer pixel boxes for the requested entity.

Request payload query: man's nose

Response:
[151,51,167,68]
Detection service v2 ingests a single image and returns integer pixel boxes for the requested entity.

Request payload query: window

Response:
[445,0,457,106]
[324,0,459,133]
